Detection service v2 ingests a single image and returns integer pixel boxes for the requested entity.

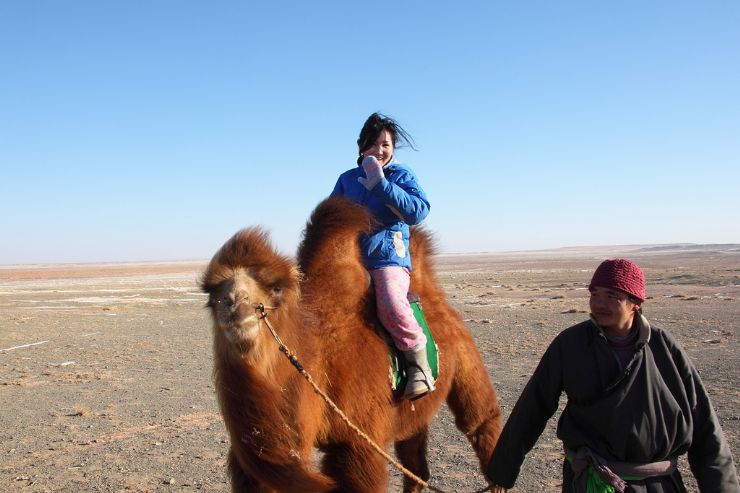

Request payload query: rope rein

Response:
[253,303,498,493]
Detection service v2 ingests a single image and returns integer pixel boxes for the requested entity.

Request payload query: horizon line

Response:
[3,242,739,269]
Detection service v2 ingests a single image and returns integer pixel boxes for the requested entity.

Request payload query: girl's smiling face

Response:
[361,129,394,166]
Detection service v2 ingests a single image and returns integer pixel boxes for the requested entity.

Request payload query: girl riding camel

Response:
[331,112,434,400]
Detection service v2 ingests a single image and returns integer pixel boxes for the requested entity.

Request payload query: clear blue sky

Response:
[2,1,739,264]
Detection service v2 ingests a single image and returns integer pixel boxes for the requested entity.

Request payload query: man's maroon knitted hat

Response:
[588,258,645,302]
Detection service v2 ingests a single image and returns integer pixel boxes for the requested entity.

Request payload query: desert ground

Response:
[1,245,738,492]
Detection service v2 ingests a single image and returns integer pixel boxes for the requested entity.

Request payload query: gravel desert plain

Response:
[1,243,738,492]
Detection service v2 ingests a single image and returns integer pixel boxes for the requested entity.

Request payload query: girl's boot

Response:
[402,347,436,400]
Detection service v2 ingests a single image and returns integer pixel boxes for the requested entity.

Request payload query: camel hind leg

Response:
[394,429,430,493]
[446,341,502,474]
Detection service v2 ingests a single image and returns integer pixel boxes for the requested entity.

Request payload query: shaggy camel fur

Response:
[201,196,502,492]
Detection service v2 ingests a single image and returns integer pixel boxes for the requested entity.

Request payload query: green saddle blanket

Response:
[381,298,439,392]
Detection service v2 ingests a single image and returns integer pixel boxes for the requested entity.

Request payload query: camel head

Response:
[201,228,301,359]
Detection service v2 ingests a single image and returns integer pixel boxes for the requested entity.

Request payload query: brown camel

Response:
[201,196,502,492]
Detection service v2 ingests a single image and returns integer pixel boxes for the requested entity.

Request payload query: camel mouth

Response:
[225,315,261,344]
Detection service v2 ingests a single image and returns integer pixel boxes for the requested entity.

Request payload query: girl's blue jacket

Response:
[331,162,430,271]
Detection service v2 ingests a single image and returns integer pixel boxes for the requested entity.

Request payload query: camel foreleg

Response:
[321,441,390,493]
[227,448,276,493]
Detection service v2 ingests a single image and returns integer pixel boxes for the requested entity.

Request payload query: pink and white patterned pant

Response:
[370,266,427,352]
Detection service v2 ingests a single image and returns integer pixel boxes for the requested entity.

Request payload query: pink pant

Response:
[370,267,427,352]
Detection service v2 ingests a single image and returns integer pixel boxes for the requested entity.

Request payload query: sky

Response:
[1,1,739,265]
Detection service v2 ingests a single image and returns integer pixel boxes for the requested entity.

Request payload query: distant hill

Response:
[440,243,740,260]
[631,243,740,253]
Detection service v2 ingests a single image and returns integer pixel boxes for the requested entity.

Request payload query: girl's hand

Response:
[358,156,384,190]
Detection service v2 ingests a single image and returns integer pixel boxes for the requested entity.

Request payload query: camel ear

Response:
[287,264,302,299]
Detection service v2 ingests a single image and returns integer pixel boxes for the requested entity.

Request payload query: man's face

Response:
[589,286,640,334]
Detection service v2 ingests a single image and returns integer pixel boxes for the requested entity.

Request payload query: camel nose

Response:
[229,289,250,312]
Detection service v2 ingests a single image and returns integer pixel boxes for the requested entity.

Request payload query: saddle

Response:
[378,293,440,396]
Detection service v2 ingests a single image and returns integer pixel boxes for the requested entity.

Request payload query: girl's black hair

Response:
[356,112,417,165]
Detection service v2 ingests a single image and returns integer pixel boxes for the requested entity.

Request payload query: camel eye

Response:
[271,284,283,295]
[208,294,228,307]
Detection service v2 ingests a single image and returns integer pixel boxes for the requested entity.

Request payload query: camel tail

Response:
[446,340,503,470]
